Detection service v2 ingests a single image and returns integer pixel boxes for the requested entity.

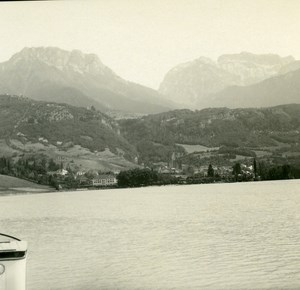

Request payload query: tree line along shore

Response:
[0,155,300,191]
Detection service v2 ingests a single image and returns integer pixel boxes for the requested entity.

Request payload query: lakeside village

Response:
[0,152,297,190]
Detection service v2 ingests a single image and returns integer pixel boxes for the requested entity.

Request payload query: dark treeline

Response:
[117,161,300,188]
[117,168,179,187]
[257,162,300,180]
[232,161,300,182]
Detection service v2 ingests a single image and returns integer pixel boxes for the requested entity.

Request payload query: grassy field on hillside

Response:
[0,175,53,195]
[177,143,219,153]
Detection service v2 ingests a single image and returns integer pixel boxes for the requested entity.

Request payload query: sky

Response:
[1,0,300,89]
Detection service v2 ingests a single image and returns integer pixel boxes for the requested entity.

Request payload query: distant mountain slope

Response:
[211,68,300,108]
[159,57,238,107]
[218,52,294,85]
[278,60,300,75]
[119,105,300,148]
[0,47,173,114]
[159,52,296,108]
[0,95,138,170]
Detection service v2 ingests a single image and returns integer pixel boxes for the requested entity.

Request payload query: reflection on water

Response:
[1,180,300,289]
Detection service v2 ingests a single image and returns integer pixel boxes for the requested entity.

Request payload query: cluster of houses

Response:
[46,152,256,189]
[151,161,255,180]
[151,162,233,177]
[47,168,118,187]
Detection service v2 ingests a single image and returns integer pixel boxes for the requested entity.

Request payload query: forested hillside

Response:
[2,95,300,174]
[0,95,138,171]
[119,105,300,166]
[120,105,300,147]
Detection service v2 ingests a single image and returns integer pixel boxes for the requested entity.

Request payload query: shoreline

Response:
[1,178,299,197]
[0,185,55,196]
[0,188,55,196]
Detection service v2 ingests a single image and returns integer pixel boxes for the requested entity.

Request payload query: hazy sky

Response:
[1,0,300,89]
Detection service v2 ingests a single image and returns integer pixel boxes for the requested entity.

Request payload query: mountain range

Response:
[159,52,300,109]
[0,47,173,114]
[1,48,300,176]
[1,48,300,112]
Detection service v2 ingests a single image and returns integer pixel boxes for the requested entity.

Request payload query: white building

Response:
[91,174,117,186]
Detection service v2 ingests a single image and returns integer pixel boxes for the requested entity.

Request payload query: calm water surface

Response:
[1,180,300,290]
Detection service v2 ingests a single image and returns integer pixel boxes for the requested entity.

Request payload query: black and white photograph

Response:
[1,0,300,289]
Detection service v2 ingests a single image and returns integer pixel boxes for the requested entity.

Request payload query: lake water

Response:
[1,180,300,290]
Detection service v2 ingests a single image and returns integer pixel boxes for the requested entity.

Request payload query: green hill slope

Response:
[120,105,300,147]
[0,95,138,172]
[0,174,52,194]
[119,105,300,165]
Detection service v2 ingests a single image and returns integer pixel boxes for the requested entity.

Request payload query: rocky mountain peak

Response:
[9,47,113,76]
[217,52,296,86]
[159,52,299,108]
[0,47,172,114]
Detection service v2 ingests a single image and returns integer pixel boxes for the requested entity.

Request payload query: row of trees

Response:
[117,159,300,188]
[1,155,299,191]
[117,168,179,187]
[259,163,298,180]
[0,155,62,188]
